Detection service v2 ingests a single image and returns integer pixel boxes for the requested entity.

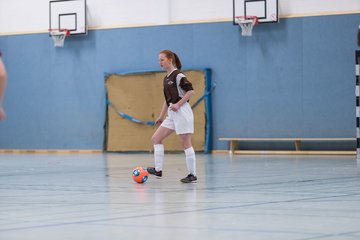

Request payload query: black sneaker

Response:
[146,167,162,178]
[180,174,197,183]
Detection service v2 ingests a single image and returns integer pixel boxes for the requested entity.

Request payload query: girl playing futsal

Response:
[147,50,197,183]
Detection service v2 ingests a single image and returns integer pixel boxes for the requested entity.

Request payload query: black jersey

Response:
[163,69,193,106]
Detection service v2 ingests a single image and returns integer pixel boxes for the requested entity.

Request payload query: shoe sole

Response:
[181,180,197,183]
[148,173,162,178]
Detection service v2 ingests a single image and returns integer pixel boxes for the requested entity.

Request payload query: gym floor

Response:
[0,153,359,240]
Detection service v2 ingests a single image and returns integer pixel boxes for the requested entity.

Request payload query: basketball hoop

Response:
[49,29,70,47]
[235,16,258,37]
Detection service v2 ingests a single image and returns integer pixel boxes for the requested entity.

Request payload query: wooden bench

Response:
[218,138,356,155]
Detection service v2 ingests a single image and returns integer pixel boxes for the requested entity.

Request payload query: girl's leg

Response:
[179,134,196,176]
[151,126,174,172]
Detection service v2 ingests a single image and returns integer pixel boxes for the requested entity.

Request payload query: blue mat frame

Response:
[104,68,213,153]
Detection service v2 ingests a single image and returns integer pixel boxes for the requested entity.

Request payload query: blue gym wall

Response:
[0,14,359,150]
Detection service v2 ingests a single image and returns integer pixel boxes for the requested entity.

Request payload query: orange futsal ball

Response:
[132,167,149,184]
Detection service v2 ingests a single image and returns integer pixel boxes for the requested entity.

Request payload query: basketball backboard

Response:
[233,0,279,24]
[49,0,87,36]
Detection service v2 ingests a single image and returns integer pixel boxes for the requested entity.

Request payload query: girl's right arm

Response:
[155,101,168,124]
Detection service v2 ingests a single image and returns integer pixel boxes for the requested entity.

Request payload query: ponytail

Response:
[173,53,182,70]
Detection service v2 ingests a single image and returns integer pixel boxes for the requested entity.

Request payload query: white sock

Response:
[154,144,164,172]
[184,147,196,176]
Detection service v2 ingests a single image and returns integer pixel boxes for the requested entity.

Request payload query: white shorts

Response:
[161,102,194,135]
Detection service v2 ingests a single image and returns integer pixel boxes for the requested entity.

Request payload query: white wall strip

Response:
[0,0,359,36]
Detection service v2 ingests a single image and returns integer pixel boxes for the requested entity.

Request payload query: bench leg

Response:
[229,140,236,155]
[295,140,301,151]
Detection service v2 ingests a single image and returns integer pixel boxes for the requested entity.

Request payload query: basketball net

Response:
[235,16,258,37]
[49,29,70,47]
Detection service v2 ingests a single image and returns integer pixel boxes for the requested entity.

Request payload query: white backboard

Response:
[233,0,279,24]
[49,0,87,35]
